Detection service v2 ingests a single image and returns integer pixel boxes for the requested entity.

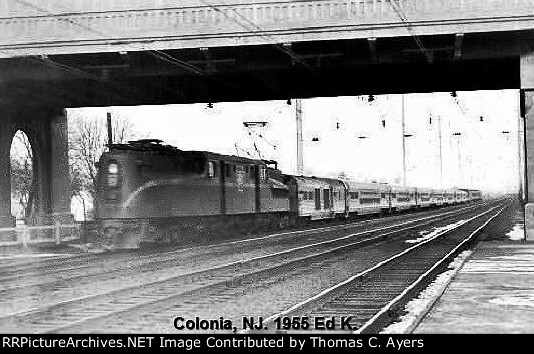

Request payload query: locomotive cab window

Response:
[272,189,288,199]
[185,157,206,174]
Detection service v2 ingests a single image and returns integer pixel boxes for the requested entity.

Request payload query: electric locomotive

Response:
[96,139,288,248]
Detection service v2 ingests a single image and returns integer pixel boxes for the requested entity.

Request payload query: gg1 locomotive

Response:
[95,140,481,249]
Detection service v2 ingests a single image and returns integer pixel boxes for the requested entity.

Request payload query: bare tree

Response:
[68,110,142,219]
[10,131,34,220]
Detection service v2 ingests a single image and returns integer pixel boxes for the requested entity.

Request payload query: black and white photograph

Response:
[0,0,533,349]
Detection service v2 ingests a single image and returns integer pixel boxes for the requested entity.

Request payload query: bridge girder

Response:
[0,31,531,108]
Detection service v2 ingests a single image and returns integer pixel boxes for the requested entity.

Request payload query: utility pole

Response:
[401,94,407,186]
[457,137,461,184]
[452,132,462,185]
[295,99,304,175]
[437,114,443,187]
[106,111,113,149]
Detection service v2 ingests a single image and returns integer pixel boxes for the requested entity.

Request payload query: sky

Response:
[68,89,521,194]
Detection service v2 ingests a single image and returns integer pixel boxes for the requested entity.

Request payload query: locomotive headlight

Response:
[107,162,120,188]
[108,163,119,174]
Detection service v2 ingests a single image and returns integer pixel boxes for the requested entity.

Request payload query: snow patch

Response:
[461,254,534,273]
[505,224,525,241]
[380,250,472,334]
[489,254,534,261]
[489,294,534,308]
[405,220,468,244]
[0,253,68,260]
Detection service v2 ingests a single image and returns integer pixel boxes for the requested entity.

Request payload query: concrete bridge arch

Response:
[0,106,72,227]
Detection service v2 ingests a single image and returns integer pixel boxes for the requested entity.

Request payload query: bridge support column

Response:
[49,109,73,224]
[0,116,15,227]
[521,52,534,241]
[30,108,73,226]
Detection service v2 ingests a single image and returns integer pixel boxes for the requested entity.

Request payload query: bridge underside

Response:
[0,31,530,108]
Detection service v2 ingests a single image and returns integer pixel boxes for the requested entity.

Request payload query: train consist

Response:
[95,140,482,249]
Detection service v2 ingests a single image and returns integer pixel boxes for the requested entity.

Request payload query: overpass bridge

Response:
[0,0,533,238]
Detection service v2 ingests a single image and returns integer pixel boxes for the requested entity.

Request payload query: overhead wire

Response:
[8,1,424,88]
[387,0,433,63]
[234,142,253,158]
[245,125,277,150]
[3,0,209,106]
[198,0,312,70]
[8,0,136,105]
[12,1,205,82]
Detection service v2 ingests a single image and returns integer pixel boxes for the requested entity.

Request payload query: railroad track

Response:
[0,202,474,280]
[259,201,509,333]
[0,201,496,333]
[0,203,481,305]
